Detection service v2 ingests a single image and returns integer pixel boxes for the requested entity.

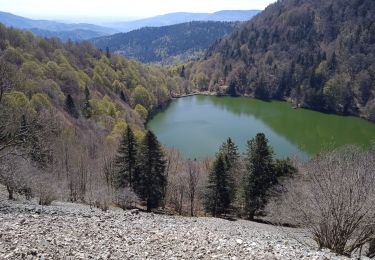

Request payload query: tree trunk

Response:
[6,185,14,200]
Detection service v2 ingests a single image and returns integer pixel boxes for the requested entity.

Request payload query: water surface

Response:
[147,95,375,159]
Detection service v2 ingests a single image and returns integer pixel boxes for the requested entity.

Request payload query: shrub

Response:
[271,146,375,256]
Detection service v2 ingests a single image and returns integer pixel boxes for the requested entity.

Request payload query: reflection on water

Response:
[147,95,375,160]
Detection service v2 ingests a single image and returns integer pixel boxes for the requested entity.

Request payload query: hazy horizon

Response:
[0,0,276,22]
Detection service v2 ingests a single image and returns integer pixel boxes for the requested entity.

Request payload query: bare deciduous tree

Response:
[0,60,18,104]
[186,159,200,216]
[268,146,375,256]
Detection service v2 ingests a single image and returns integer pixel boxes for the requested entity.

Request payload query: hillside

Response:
[0,190,344,259]
[185,0,375,121]
[92,21,239,64]
[0,22,183,149]
[0,11,116,41]
[106,10,260,32]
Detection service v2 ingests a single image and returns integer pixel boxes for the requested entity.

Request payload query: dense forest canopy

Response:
[92,21,239,64]
[184,0,375,121]
[0,22,184,142]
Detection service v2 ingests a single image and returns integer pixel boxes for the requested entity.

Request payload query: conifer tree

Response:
[218,137,239,204]
[64,94,79,118]
[120,90,128,103]
[180,65,185,78]
[204,154,231,217]
[82,86,92,119]
[106,47,111,59]
[219,137,239,171]
[113,125,137,189]
[243,133,275,220]
[134,130,166,211]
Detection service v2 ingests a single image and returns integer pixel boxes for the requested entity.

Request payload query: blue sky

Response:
[0,0,277,19]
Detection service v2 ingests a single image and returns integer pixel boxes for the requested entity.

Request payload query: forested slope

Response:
[0,22,183,145]
[185,0,375,121]
[0,22,186,206]
[92,21,239,64]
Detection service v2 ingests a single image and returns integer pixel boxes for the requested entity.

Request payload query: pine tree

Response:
[82,86,92,119]
[204,154,231,217]
[180,65,185,78]
[113,125,137,189]
[218,137,239,204]
[106,47,111,59]
[120,90,128,103]
[219,137,239,171]
[243,133,275,220]
[64,94,79,118]
[134,130,166,211]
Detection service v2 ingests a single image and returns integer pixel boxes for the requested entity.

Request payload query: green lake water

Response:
[147,95,375,160]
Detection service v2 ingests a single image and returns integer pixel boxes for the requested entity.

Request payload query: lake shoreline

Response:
[147,95,375,160]
[171,91,375,123]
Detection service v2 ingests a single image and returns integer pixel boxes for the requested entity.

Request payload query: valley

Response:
[1,0,375,259]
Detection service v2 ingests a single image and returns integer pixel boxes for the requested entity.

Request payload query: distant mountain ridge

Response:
[0,11,117,41]
[92,21,239,64]
[106,10,261,32]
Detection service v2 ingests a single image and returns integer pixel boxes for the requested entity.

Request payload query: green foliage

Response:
[274,158,297,179]
[30,93,51,112]
[131,85,154,110]
[64,94,79,118]
[113,126,137,189]
[134,130,166,211]
[204,154,232,216]
[82,86,92,119]
[219,137,240,170]
[243,133,276,220]
[21,61,44,79]
[218,138,239,203]
[0,23,181,144]
[3,91,31,113]
[90,96,120,119]
[188,0,375,119]
[134,104,148,120]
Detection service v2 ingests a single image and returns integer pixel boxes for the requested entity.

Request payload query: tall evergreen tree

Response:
[106,47,111,59]
[134,130,166,211]
[120,90,128,103]
[82,86,92,119]
[243,133,275,220]
[219,137,240,170]
[218,137,239,203]
[204,154,231,217]
[113,126,137,189]
[64,94,79,118]
[180,65,185,78]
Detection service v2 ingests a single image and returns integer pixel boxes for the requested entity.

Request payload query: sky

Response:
[0,0,277,20]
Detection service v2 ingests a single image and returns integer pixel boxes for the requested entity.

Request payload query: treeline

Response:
[184,0,375,121]
[0,23,185,133]
[92,21,239,64]
[2,113,373,257]
[0,23,185,207]
[203,134,296,219]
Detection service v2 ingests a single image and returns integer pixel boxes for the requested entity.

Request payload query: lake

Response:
[147,95,375,160]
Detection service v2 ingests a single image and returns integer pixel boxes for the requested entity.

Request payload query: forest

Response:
[92,21,239,64]
[183,0,375,121]
[1,0,375,257]
[0,22,187,210]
